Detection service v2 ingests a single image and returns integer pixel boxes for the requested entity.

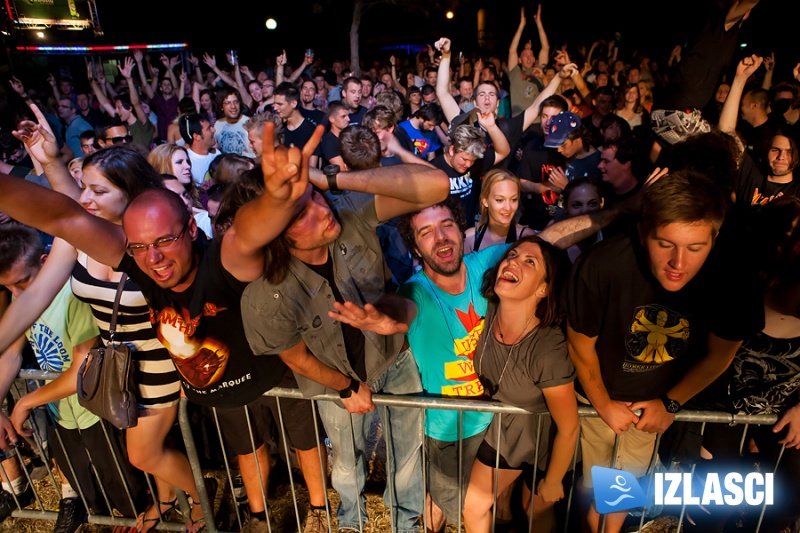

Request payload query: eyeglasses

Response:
[105,135,132,144]
[222,100,240,106]
[478,374,499,397]
[125,221,189,257]
[262,84,274,89]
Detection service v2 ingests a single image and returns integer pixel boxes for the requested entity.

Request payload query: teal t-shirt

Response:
[400,244,509,441]
[25,281,100,430]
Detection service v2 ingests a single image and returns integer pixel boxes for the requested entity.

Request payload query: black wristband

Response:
[337,377,360,399]
[323,164,341,195]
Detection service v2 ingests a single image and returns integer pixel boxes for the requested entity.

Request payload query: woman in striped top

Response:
[0,122,204,532]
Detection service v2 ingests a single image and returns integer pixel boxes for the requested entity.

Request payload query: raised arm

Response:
[88,62,116,116]
[133,50,156,100]
[761,52,774,90]
[478,111,510,163]
[533,5,550,68]
[718,55,763,134]
[287,51,313,85]
[507,7,527,72]
[13,103,80,200]
[340,160,449,222]
[202,53,238,89]
[220,123,325,282]
[160,54,180,88]
[275,50,288,85]
[523,57,577,131]
[724,0,760,30]
[433,38,461,122]
[46,73,61,102]
[120,57,150,125]
[0,174,126,268]
[228,52,253,110]
[389,55,407,96]
[9,76,34,108]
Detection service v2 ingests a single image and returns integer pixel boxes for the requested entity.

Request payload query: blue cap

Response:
[544,112,581,148]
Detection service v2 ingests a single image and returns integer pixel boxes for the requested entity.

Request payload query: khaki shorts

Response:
[579,412,657,488]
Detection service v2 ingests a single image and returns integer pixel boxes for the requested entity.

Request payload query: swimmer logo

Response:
[592,466,647,514]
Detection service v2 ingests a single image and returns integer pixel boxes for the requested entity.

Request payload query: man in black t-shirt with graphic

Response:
[0,125,331,533]
[274,82,321,169]
[565,171,752,533]
[431,124,500,228]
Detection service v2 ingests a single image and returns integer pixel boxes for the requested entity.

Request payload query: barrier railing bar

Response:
[275,396,303,533]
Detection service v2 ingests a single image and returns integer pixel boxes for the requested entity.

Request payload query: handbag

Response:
[77,273,139,429]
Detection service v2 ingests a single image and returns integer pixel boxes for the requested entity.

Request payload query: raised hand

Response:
[9,76,25,96]
[476,111,497,130]
[434,38,451,55]
[533,4,542,25]
[260,122,325,203]
[276,50,287,66]
[736,54,763,79]
[189,54,199,67]
[518,6,527,27]
[554,50,572,69]
[133,49,144,63]
[763,52,775,72]
[179,70,188,83]
[389,55,396,66]
[160,53,170,69]
[202,53,217,69]
[169,55,180,69]
[118,56,135,79]
[46,73,57,87]
[12,103,61,166]
[794,63,800,82]
[558,62,579,79]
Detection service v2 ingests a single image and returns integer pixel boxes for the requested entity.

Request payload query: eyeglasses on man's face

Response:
[125,221,189,257]
[105,134,132,144]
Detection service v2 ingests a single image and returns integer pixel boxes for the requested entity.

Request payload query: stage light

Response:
[266,18,277,30]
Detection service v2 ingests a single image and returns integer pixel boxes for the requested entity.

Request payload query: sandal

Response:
[136,497,179,533]
[186,478,218,533]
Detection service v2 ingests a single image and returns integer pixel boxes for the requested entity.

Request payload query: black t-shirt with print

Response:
[431,150,496,229]
[283,118,322,156]
[564,233,753,402]
[119,237,288,408]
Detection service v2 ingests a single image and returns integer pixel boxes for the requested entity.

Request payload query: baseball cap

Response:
[544,112,581,148]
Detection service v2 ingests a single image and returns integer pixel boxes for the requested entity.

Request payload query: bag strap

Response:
[108,273,128,343]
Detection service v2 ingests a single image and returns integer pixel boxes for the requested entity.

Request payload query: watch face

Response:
[666,400,681,413]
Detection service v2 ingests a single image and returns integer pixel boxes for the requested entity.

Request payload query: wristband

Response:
[337,377,360,399]
[323,164,341,195]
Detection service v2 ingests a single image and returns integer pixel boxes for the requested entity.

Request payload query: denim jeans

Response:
[317,348,423,533]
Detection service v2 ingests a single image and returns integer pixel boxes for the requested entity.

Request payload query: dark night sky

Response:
[4,0,799,85]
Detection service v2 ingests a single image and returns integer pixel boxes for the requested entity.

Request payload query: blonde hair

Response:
[147,143,201,208]
[478,168,520,227]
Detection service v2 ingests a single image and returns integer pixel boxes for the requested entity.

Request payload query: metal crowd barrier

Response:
[2,370,785,533]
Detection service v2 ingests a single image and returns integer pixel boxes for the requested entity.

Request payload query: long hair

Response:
[83,144,163,199]
[480,235,561,328]
[148,143,201,207]
[477,168,521,227]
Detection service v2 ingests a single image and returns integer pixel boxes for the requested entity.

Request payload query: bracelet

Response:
[337,378,360,399]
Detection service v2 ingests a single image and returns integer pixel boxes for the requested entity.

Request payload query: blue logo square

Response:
[591,466,648,514]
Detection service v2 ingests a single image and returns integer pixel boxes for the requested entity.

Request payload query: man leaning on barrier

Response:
[241,145,451,533]
[0,123,335,533]
[564,171,761,533]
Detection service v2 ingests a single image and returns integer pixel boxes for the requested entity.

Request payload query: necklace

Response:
[477,308,536,397]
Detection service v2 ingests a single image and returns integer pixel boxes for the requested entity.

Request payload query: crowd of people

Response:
[0,0,798,532]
